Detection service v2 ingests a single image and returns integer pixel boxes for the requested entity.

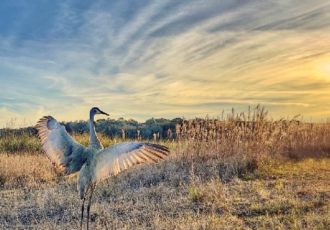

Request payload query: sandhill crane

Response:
[36,107,169,229]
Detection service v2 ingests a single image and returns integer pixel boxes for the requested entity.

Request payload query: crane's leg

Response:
[86,184,95,230]
[80,196,86,230]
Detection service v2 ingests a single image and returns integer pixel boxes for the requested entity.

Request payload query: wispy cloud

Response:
[0,0,330,127]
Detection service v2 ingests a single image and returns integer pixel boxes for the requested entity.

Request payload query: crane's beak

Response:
[99,109,109,116]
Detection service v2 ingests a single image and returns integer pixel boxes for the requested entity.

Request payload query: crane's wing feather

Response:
[36,116,88,175]
[94,142,169,181]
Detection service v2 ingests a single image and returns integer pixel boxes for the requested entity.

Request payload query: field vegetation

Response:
[0,106,329,229]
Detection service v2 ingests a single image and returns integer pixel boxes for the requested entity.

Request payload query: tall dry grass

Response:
[176,106,330,160]
[1,106,329,183]
[0,132,120,154]
[0,106,330,229]
[0,133,41,154]
[172,106,330,183]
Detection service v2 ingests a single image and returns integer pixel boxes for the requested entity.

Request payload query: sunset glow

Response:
[318,59,330,79]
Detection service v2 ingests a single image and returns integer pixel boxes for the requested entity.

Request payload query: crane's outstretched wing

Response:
[36,116,88,175]
[94,142,169,181]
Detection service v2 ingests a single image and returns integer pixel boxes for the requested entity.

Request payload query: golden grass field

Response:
[0,108,330,229]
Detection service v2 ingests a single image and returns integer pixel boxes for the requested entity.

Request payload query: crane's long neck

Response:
[89,113,103,150]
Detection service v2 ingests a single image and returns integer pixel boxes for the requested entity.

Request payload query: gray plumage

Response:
[36,107,169,230]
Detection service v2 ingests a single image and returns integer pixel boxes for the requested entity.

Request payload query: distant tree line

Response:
[0,117,184,140]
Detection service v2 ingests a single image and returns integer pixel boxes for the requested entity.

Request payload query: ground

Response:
[0,153,329,230]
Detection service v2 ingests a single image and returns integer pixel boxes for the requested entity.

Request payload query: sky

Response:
[0,0,330,127]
